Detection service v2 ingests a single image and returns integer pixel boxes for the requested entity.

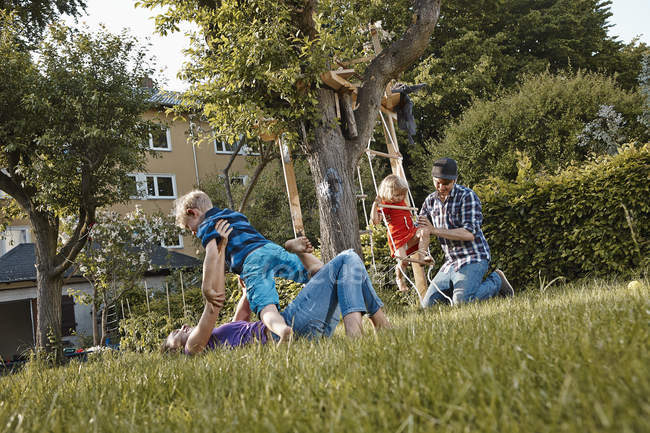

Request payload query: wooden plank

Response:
[320,70,358,91]
[365,148,401,160]
[411,263,428,300]
[377,203,419,212]
[380,105,397,118]
[381,92,401,111]
[278,138,305,238]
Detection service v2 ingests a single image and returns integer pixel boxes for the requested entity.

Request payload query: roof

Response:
[148,89,182,107]
[0,243,200,284]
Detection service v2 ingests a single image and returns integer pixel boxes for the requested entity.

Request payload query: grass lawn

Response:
[1,279,648,433]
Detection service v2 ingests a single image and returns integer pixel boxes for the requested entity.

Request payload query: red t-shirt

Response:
[378,200,418,257]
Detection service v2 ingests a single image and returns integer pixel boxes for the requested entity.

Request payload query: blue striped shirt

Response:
[197,207,270,274]
[419,184,490,272]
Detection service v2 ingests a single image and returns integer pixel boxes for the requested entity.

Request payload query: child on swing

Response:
[370,175,433,292]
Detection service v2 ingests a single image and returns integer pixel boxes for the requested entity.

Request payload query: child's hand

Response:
[214,219,232,251]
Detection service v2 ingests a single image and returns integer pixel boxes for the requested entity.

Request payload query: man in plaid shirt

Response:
[417,158,514,306]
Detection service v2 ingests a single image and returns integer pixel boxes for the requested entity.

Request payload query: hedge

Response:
[476,143,649,290]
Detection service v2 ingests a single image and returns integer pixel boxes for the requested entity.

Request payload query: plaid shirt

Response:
[197,207,270,274]
[419,184,490,272]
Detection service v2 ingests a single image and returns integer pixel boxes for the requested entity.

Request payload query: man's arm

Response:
[416,216,475,242]
[232,280,252,322]
[185,220,231,355]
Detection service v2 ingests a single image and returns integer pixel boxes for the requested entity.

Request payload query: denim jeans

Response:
[280,250,384,338]
[241,243,310,315]
[421,260,500,307]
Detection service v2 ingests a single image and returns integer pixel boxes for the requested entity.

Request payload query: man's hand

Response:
[416,215,435,235]
[202,219,231,309]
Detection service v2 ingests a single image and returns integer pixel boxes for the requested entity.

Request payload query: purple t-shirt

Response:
[205,321,269,350]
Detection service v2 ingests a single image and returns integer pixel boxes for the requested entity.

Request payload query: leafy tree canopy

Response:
[137,0,416,143]
[0,0,86,43]
[405,0,648,144]
[432,70,648,186]
[0,12,160,355]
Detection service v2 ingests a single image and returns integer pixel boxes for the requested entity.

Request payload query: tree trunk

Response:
[92,300,99,346]
[34,254,63,363]
[306,88,362,262]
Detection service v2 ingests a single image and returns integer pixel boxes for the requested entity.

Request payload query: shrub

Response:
[433,71,649,186]
[476,143,650,289]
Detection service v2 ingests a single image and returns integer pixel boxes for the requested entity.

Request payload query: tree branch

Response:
[222,139,245,209]
[352,0,442,159]
[238,144,277,213]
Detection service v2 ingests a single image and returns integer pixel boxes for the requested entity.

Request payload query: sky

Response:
[69,0,650,92]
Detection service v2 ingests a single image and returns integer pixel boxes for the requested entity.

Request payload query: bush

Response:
[476,143,650,290]
[433,71,649,186]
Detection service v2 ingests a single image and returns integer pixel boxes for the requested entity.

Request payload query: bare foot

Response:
[419,251,435,265]
[277,327,293,345]
[284,236,313,254]
[396,277,409,292]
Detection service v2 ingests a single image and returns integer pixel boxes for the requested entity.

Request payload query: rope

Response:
[357,165,376,272]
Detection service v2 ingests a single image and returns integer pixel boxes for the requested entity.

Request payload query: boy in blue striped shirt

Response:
[174,190,316,343]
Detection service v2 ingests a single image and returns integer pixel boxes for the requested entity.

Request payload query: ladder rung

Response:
[359,229,372,235]
[356,194,367,199]
[377,203,418,211]
[394,255,435,266]
[365,149,401,159]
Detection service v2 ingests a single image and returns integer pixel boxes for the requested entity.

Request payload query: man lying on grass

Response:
[162,220,390,354]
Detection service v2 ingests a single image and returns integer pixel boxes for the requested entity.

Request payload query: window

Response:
[0,226,30,256]
[214,140,235,154]
[161,233,184,249]
[214,138,259,155]
[149,127,172,151]
[218,174,249,186]
[127,174,176,199]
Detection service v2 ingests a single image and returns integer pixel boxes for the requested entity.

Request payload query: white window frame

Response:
[149,127,172,151]
[214,139,259,156]
[127,173,177,199]
[0,226,31,256]
[162,233,184,249]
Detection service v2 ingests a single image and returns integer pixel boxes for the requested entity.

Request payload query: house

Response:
[0,243,200,361]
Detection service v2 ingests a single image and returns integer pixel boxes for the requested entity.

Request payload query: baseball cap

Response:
[431,157,458,180]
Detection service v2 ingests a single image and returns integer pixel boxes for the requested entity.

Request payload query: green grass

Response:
[1,279,648,433]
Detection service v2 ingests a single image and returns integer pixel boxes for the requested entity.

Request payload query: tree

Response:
[0,0,87,44]
[138,0,442,260]
[72,209,180,346]
[432,71,648,186]
[407,0,648,144]
[0,15,157,360]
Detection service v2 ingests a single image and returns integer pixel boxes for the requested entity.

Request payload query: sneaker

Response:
[495,269,514,297]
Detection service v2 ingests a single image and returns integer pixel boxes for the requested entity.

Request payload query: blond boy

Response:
[175,190,314,343]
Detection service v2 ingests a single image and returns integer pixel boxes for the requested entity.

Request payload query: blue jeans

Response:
[421,260,500,307]
[241,243,309,315]
[280,250,384,338]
